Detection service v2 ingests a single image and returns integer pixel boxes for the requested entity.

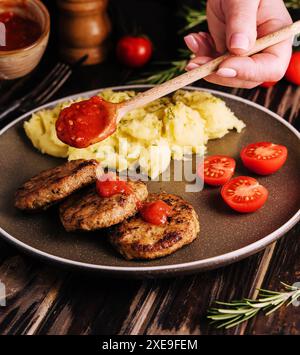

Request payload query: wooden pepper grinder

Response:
[57,0,111,65]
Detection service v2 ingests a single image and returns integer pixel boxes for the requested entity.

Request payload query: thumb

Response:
[223,0,259,55]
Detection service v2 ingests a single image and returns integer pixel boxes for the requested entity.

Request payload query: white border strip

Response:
[1,85,299,273]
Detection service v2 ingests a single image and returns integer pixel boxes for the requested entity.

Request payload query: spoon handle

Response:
[118,20,300,120]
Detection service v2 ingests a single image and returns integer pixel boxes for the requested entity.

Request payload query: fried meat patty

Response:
[59,180,148,231]
[15,159,98,211]
[109,193,200,260]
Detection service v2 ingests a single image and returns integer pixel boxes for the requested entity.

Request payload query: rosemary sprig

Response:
[207,282,300,329]
[129,50,191,85]
[178,3,207,34]
[130,60,187,85]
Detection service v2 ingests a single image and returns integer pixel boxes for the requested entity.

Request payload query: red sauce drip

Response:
[139,200,172,226]
[96,175,132,198]
[0,12,41,51]
[56,96,113,149]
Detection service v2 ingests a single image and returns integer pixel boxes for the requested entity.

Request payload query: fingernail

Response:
[216,68,237,78]
[184,34,200,53]
[186,63,200,71]
[230,33,250,51]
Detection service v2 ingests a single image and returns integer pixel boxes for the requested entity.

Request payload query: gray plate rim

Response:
[0,85,299,274]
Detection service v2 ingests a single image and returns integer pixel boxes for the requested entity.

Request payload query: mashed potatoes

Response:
[24,89,245,178]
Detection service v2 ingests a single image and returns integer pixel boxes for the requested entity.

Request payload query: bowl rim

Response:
[0,0,50,55]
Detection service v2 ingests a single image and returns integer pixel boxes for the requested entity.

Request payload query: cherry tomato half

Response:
[139,200,172,226]
[285,52,300,86]
[198,155,236,186]
[241,142,287,175]
[221,176,268,213]
[116,36,153,68]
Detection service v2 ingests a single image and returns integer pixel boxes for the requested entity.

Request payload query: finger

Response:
[184,32,216,57]
[206,1,227,54]
[222,0,260,55]
[215,52,288,83]
[216,19,293,83]
[204,74,262,89]
[185,57,262,89]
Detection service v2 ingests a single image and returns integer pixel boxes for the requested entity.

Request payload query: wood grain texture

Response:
[127,253,266,335]
[0,253,64,335]
[36,275,143,335]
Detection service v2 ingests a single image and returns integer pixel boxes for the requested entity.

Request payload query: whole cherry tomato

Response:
[285,52,300,86]
[116,36,153,68]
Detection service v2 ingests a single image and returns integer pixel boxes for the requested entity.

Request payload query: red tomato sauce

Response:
[56,96,112,149]
[96,176,132,198]
[0,12,41,51]
[139,200,172,226]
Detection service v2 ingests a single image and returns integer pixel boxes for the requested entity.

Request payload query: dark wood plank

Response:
[2,251,265,335]
[126,252,266,335]
[35,275,144,335]
[246,224,300,335]
[0,252,65,335]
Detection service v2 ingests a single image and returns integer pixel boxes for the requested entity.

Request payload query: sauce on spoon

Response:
[56,96,117,148]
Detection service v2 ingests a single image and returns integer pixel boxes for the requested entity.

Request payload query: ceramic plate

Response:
[0,85,299,277]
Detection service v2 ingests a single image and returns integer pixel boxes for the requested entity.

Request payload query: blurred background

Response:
[40,0,300,89]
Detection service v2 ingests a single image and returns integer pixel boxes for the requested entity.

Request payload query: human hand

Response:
[184,0,293,88]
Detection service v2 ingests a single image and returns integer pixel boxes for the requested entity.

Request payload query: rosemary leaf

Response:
[223,310,260,329]
[178,3,207,34]
[207,314,239,320]
[129,59,188,85]
[265,301,286,316]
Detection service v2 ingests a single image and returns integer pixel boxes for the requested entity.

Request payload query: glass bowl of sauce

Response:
[0,0,50,80]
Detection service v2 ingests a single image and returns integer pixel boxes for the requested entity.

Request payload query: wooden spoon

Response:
[56,20,300,148]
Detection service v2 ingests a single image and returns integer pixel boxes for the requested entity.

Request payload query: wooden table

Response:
[0,0,299,336]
